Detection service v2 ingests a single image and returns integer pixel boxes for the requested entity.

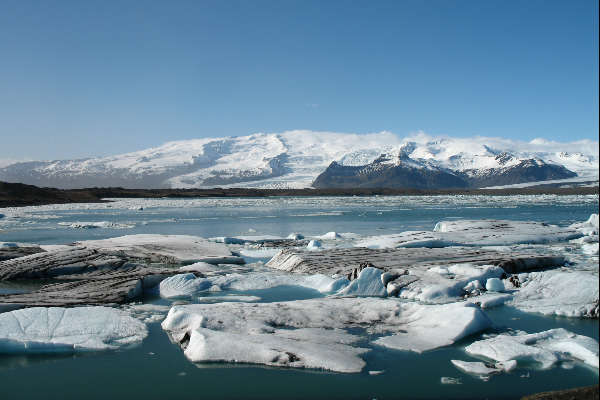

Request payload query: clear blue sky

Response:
[0,0,598,160]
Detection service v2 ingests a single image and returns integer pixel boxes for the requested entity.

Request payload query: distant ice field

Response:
[0,195,597,244]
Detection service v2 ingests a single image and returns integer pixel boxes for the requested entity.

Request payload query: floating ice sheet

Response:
[511,270,599,318]
[465,328,599,369]
[161,298,492,372]
[0,306,148,353]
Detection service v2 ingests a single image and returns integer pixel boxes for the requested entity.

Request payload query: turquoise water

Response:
[0,195,598,399]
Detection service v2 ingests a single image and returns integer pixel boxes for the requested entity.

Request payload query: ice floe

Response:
[77,234,243,264]
[510,270,599,318]
[465,328,599,369]
[0,306,147,353]
[356,219,583,249]
[451,359,517,379]
[161,298,492,372]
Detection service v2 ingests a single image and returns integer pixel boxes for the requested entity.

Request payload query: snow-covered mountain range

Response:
[0,131,597,189]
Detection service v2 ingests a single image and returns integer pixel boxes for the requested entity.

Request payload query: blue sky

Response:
[0,0,598,160]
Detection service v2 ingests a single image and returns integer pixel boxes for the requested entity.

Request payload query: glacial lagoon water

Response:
[0,195,598,399]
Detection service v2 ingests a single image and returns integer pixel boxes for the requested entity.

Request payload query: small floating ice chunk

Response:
[440,377,462,385]
[0,307,147,353]
[465,328,599,369]
[368,370,385,376]
[287,233,304,240]
[485,278,505,292]
[451,360,500,376]
[338,267,386,297]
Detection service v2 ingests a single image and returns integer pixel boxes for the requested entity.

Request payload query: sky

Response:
[0,0,598,161]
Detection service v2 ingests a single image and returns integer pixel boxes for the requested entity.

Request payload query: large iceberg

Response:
[161,298,492,372]
[0,306,148,353]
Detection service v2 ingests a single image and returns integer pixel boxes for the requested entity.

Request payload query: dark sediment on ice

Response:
[266,247,566,279]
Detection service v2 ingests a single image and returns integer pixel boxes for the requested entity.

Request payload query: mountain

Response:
[0,131,597,189]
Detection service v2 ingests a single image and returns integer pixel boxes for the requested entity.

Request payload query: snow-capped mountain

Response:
[0,131,597,189]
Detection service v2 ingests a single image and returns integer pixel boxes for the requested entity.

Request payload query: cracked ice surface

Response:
[161,298,491,373]
[0,306,148,353]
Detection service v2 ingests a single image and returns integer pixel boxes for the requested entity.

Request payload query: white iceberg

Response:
[161,298,492,372]
[451,359,517,378]
[570,214,599,236]
[395,263,505,304]
[485,278,505,292]
[338,267,386,297]
[510,270,599,318]
[0,306,147,353]
[465,328,599,369]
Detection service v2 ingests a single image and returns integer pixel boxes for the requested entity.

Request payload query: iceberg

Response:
[338,267,386,297]
[465,328,599,369]
[0,306,147,353]
[510,270,599,318]
[161,298,492,372]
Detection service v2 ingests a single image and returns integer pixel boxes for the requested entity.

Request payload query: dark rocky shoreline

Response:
[1,180,598,208]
